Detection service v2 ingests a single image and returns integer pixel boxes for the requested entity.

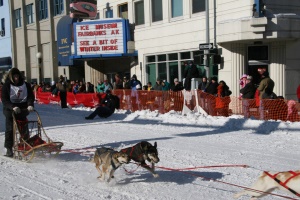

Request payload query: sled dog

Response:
[121,141,160,177]
[234,170,300,199]
[92,147,129,182]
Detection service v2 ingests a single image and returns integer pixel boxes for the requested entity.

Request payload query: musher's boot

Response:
[5,148,13,157]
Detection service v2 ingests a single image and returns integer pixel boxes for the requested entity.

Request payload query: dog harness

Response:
[121,144,145,159]
[264,171,300,197]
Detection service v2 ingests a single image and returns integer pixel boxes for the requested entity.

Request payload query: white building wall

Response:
[96,0,300,99]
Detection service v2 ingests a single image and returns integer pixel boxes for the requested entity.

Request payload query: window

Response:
[0,0,3,6]
[39,0,48,20]
[146,63,156,86]
[171,0,183,18]
[26,4,34,24]
[146,51,207,84]
[134,1,144,25]
[192,0,205,14]
[157,54,166,62]
[105,7,113,18]
[15,8,22,28]
[1,18,4,36]
[118,3,128,19]
[151,0,162,22]
[54,0,64,16]
[158,63,167,80]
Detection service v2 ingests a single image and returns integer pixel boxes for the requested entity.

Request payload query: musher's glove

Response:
[27,106,34,112]
[13,107,21,114]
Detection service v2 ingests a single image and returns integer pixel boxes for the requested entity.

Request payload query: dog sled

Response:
[12,110,63,162]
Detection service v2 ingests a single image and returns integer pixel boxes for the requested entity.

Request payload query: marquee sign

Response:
[74,19,128,57]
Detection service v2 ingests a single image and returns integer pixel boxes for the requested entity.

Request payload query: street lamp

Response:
[36,52,43,83]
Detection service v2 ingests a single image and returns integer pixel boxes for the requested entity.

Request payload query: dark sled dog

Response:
[92,147,130,182]
[121,141,160,177]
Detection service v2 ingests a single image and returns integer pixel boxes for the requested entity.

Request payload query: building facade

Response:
[96,0,300,100]
[7,0,300,100]
[0,0,12,81]
[9,0,89,84]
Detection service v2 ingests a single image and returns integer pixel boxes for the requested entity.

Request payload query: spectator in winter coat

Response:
[86,82,94,93]
[103,80,113,93]
[73,81,79,94]
[240,76,257,118]
[85,90,119,120]
[240,76,256,99]
[130,74,142,90]
[78,81,86,93]
[215,80,231,117]
[257,71,275,99]
[147,82,154,91]
[113,74,123,90]
[1,68,35,157]
[183,61,200,90]
[123,76,131,89]
[172,78,184,92]
[198,76,208,91]
[153,77,162,91]
[257,71,276,120]
[96,80,105,93]
[239,74,248,99]
[162,80,170,91]
[205,77,218,95]
[56,75,68,108]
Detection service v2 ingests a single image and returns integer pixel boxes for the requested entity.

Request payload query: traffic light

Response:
[209,48,222,65]
[193,54,204,65]
[211,55,222,65]
[209,48,218,55]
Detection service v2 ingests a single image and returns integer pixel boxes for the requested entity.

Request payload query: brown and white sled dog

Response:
[121,141,160,177]
[92,147,130,182]
[234,170,300,199]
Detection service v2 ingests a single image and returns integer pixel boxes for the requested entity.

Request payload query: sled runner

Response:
[12,110,63,162]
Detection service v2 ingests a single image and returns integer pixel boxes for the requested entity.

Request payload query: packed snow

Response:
[1,103,300,200]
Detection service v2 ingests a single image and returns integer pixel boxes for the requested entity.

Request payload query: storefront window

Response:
[146,63,156,86]
[146,51,199,84]
[169,62,178,87]
[147,55,155,62]
[168,53,178,60]
[157,54,166,62]
[180,52,190,59]
[158,63,167,80]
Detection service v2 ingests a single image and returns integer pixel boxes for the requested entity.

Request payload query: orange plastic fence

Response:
[35,90,300,122]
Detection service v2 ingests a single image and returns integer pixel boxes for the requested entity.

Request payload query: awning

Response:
[0,57,12,70]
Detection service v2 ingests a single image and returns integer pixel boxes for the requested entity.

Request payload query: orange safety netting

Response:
[35,90,300,122]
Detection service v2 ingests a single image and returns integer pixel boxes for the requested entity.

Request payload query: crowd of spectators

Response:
[1,65,299,121]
